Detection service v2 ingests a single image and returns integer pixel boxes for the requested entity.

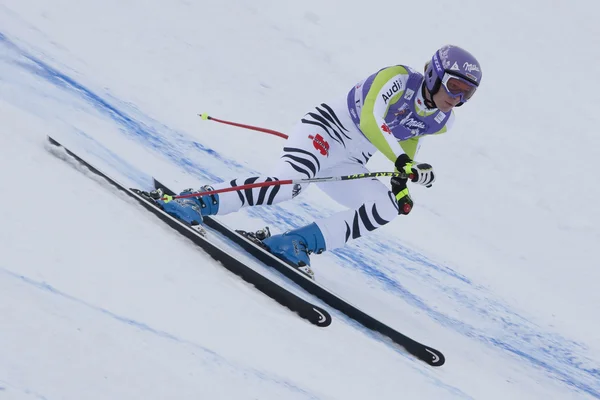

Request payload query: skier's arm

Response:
[359,66,411,163]
[399,138,420,160]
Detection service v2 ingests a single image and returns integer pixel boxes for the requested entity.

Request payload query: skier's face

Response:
[433,88,461,112]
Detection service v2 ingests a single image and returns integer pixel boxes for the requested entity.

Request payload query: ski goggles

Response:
[441,73,477,103]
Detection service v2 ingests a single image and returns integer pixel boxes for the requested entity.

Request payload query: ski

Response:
[46,136,332,328]
[154,180,446,367]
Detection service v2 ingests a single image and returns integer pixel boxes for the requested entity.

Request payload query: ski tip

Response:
[47,136,60,146]
[311,306,332,327]
[422,347,445,367]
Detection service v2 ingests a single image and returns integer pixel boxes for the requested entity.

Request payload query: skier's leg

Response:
[156,172,308,225]
[314,173,399,250]
[212,133,327,216]
[209,119,339,215]
[262,166,399,266]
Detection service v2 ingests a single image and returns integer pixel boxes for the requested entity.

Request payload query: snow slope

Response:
[1,0,598,399]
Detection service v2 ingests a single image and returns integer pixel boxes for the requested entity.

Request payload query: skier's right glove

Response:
[390,175,414,215]
[394,153,436,188]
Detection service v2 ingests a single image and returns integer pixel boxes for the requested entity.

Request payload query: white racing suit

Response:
[204,65,454,250]
[213,99,399,249]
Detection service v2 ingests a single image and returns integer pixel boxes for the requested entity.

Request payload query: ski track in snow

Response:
[1,31,599,398]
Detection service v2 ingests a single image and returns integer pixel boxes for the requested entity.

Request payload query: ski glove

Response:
[390,176,414,215]
[394,153,436,188]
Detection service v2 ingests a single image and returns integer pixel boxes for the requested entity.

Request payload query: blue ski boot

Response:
[154,186,219,226]
[262,223,326,279]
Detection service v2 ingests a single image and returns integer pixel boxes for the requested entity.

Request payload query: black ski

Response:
[154,179,446,367]
[47,136,331,328]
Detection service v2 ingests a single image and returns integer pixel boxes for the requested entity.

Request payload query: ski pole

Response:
[161,171,412,202]
[198,113,289,139]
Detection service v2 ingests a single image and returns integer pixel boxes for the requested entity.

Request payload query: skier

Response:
[155,45,482,274]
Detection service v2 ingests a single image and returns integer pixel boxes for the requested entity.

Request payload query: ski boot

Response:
[260,223,326,279]
[237,225,320,279]
[141,186,219,232]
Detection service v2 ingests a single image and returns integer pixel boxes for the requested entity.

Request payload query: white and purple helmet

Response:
[424,45,482,105]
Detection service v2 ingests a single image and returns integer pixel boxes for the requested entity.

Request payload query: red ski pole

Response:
[162,171,411,202]
[199,113,288,139]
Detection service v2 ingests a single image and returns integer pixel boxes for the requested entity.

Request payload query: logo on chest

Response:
[400,112,427,135]
[381,79,404,104]
[386,104,429,136]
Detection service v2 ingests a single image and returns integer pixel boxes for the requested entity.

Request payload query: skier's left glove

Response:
[390,176,414,215]
[394,154,436,188]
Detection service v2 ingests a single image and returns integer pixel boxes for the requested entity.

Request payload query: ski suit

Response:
[209,65,455,249]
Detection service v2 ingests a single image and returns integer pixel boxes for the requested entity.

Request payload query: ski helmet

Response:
[424,45,482,104]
